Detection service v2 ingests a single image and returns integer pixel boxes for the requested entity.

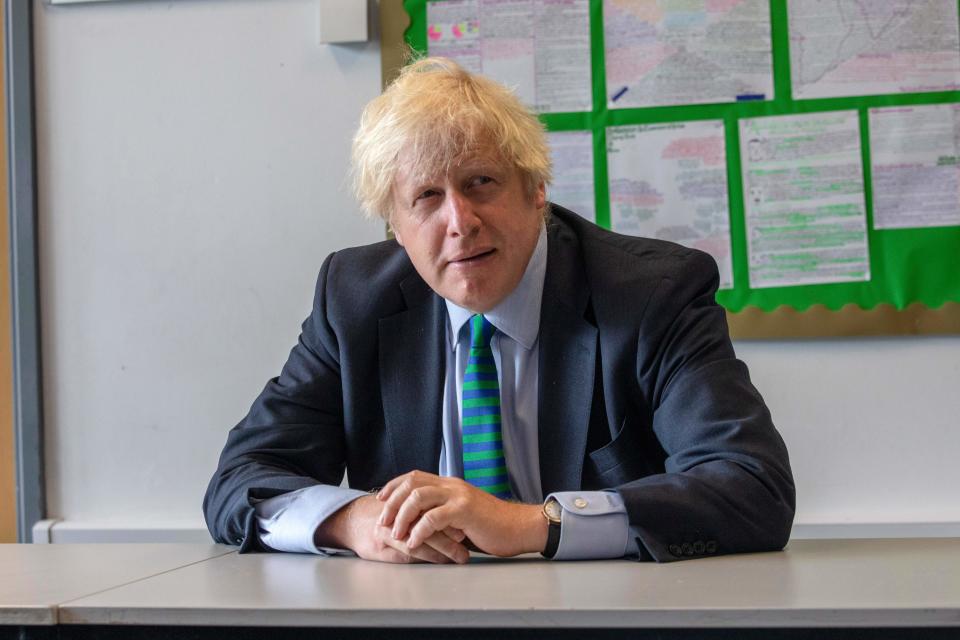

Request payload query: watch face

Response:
[544,498,562,522]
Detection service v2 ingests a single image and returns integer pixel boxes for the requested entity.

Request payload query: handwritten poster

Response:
[740,111,870,289]
[547,131,596,222]
[604,0,773,108]
[427,0,592,113]
[870,104,960,230]
[608,121,734,288]
[789,0,960,99]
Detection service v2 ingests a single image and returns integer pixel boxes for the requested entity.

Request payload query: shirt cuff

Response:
[253,485,368,554]
[546,490,636,560]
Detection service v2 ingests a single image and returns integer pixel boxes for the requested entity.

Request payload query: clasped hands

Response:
[316,471,547,564]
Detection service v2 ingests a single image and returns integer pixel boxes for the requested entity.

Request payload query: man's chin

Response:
[445,286,501,314]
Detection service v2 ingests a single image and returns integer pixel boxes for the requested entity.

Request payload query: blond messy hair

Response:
[351,57,552,221]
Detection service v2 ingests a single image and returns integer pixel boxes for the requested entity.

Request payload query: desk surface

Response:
[55,538,960,629]
[0,543,234,625]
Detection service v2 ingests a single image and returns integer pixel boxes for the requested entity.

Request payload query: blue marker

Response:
[736,94,765,102]
[612,86,629,102]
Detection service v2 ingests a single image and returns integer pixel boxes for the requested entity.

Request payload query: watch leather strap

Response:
[541,497,562,558]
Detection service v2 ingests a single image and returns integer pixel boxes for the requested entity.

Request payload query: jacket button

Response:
[681,542,694,556]
[693,541,705,554]
[668,544,682,557]
[705,541,717,553]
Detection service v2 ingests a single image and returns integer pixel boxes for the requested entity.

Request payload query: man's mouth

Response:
[450,248,496,264]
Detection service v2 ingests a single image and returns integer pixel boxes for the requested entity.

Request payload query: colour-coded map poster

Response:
[607,121,733,288]
[740,111,870,289]
[604,0,773,108]
[547,131,597,222]
[427,0,592,113]
[789,0,960,100]
[869,104,960,230]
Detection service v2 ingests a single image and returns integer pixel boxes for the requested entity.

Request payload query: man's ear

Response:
[390,219,405,247]
[534,181,546,210]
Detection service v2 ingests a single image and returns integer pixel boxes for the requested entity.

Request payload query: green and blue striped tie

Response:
[462,314,512,499]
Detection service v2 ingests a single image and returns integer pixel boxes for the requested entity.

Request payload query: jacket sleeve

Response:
[202,252,348,552]
[617,249,796,562]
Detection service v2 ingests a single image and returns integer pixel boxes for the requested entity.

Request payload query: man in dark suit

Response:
[203,57,794,564]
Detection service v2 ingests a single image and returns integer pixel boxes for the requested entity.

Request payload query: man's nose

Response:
[444,190,481,237]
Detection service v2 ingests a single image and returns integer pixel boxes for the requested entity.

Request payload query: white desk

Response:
[56,538,960,630]
[0,543,233,625]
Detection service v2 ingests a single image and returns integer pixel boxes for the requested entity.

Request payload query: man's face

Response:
[389,151,545,313]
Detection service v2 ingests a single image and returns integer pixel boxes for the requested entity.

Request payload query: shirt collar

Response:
[445,224,547,351]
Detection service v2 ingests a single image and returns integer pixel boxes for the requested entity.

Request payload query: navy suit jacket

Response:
[203,206,795,561]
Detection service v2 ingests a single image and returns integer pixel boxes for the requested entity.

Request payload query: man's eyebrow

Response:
[410,181,439,194]
[459,163,501,175]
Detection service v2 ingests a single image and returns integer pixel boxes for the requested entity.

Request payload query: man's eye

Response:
[471,175,494,188]
[415,190,439,202]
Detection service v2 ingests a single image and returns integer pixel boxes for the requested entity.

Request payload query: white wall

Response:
[32,0,960,540]
[34,0,384,531]
[736,337,960,530]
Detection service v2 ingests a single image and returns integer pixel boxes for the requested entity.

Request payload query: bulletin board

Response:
[398,0,960,337]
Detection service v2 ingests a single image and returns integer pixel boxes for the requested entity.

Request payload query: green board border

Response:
[403,0,960,314]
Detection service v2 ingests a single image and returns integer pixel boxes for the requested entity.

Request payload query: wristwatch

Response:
[541,497,562,558]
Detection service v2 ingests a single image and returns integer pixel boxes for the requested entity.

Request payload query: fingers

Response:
[389,486,445,541]
[376,471,422,528]
[444,527,466,543]
[422,530,470,564]
[369,472,472,562]
[375,523,467,564]
[399,539,451,564]
[376,473,407,501]
[373,547,417,564]
[406,505,457,549]
[376,469,431,504]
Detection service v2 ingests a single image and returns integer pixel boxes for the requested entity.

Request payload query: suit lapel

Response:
[378,273,445,477]
[538,218,598,496]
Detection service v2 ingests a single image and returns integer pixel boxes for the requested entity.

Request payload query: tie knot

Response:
[469,314,495,349]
